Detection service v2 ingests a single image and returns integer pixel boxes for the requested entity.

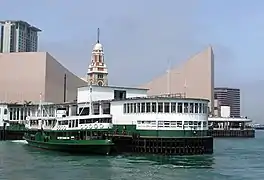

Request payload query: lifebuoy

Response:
[99,124,104,129]
[94,124,98,129]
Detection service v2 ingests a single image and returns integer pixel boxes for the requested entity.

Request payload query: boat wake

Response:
[11,140,28,144]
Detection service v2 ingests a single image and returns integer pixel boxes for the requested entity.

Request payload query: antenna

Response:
[97,28,100,43]
[167,58,171,95]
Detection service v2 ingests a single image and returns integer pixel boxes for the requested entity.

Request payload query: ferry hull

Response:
[23,138,113,155]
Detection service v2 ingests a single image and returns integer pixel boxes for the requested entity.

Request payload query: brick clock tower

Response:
[87,28,108,86]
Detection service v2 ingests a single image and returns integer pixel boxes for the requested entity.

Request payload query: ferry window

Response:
[164,102,170,113]
[189,103,194,113]
[184,121,188,125]
[79,107,89,116]
[184,103,188,113]
[75,119,78,127]
[189,121,193,125]
[80,119,85,124]
[151,102,156,112]
[177,103,183,113]
[203,121,207,127]
[201,104,204,113]
[199,103,202,113]
[93,103,100,115]
[141,103,145,113]
[198,121,202,127]
[194,103,198,113]
[158,102,163,113]
[146,102,151,113]
[123,104,127,113]
[102,103,110,114]
[137,103,140,113]
[194,121,198,126]
[171,102,176,113]
[4,109,8,114]
[133,103,137,113]
[127,103,130,113]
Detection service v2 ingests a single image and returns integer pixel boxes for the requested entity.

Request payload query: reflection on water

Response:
[22,143,214,169]
[122,154,215,168]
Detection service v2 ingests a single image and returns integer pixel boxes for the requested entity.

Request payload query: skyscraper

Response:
[0,20,41,53]
[214,87,241,117]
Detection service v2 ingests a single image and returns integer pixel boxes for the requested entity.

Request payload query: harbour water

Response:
[0,132,264,180]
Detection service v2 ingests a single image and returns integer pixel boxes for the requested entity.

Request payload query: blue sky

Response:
[1,0,264,122]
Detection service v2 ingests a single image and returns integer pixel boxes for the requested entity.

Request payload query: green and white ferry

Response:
[23,91,114,155]
[22,85,211,155]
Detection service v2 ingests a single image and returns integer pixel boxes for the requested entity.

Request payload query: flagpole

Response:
[89,85,93,115]
[184,79,187,97]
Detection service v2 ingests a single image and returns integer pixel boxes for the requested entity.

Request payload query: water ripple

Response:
[0,132,264,180]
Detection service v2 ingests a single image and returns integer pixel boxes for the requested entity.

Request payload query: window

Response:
[98,74,104,79]
[79,107,89,116]
[146,102,151,113]
[141,103,145,113]
[158,102,163,113]
[137,103,140,113]
[114,90,126,100]
[199,103,202,113]
[129,103,133,113]
[133,103,137,113]
[184,103,188,113]
[127,104,130,113]
[177,103,183,113]
[164,102,170,113]
[171,102,176,113]
[152,102,156,112]
[203,104,207,114]
[194,103,198,113]
[123,104,127,113]
[189,103,194,113]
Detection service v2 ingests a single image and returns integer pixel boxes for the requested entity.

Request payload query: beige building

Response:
[141,46,215,113]
[0,52,87,104]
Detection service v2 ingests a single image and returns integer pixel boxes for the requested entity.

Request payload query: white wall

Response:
[221,106,230,118]
[77,86,148,103]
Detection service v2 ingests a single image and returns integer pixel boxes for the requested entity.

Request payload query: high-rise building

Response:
[0,20,41,53]
[87,28,108,86]
[214,87,240,117]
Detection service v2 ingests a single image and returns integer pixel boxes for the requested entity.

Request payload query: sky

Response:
[1,0,264,122]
